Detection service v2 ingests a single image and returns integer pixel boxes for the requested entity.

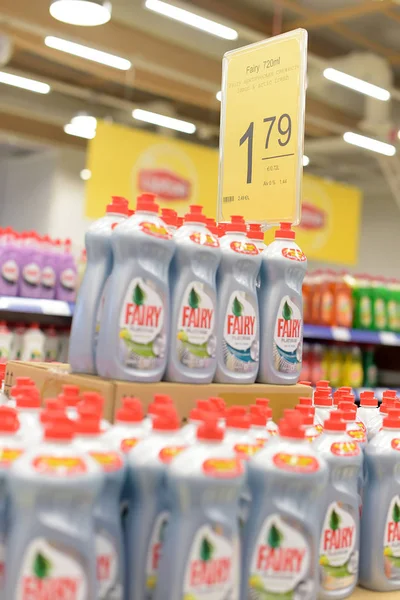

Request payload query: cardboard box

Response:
[5,361,115,422]
[113,381,312,421]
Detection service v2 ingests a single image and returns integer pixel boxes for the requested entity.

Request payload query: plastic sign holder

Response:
[218,29,308,226]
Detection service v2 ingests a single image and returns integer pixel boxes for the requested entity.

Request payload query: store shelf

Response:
[0,297,74,323]
[304,324,400,346]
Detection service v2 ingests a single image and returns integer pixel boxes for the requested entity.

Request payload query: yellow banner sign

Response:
[85,121,218,220]
[218,29,307,225]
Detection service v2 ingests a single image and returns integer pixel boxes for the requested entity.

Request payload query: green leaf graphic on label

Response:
[393,502,400,523]
[232,296,243,317]
[330,509,341,531]
[268,524,283,549]
[133,283,145,306]
[282,300,292,321]
[188,287,200,310]
[200,537,214,562]
[33,552,52,579]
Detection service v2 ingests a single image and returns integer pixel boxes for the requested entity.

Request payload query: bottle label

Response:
[145,511,169,596]
[223,291,258,373]
[96,532,121,600]
[391,439,400,451]
[320,501,358,591]
[177,282,216,369]
[183,523,238,599]
[119,277,166,371]
[330,442,360,457]
[375,298,386,329]
[202,457,244,478]
[234,443,262,459]
[282,247,307,262]
[94,277,110,350]
[60,268,77,291]
[22,339,43,362]
[230,240,258,255]
[273,296,302,374]
[16,537,88,599]
[190,232,219,248]
[360,296,372,327]
[139,221,172,240]
[41,266,56,289]
[32,456,87,476]
[158,446,186,464]
[120,438,140,453]
[383,495,400,579]
[388,299,397,330]
[89,451,123,473]
[321,291,333,323]
[22,263,41,287]
[248,514,312,596]
[337,292,352,327]
[1,259,19,284]
[273,452,320,473]
[0,447,24,466]
[346,429,366,443]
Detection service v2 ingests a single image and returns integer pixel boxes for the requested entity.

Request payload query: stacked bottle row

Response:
[0,322,70,363]
[0,377,399,598]
[304,269,400,332]
[0,227,78,301]
[69,194,307,385]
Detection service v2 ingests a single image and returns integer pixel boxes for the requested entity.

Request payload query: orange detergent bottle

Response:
[320,270,335,327]
[334,272,354,328]
[310,271,323,325]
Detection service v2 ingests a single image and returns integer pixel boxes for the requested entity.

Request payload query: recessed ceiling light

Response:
[132,108,196,134]
[71,114,97,129]
[324,67,390,102]
[216,91,222,102]
[64,123,96,139]
[45,36,131,70]
[303,155,310,167]
[65,113,97,139]
[0,71,50,94]
[145,0,238,40]
[49,0,112,26]
[343,132,396,156]
[80,168,92,180]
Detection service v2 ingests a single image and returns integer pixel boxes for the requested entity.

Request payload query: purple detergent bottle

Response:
[56,239,78,302]
[0,228,20,297]
[20,231,43,299]
[40,235,57,300]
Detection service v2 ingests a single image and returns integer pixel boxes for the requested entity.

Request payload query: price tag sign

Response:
[218,29,307,225]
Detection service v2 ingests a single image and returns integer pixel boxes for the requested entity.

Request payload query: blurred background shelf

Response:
[0,297,74,326]
[303,324,400,347]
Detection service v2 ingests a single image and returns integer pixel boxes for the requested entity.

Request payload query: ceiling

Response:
[1,0,400,197]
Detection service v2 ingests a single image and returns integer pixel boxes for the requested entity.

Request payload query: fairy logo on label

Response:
[299,202,326,231]
[23,262,41,286]
[347,429,366,443]
[0,447,24,467]
[119,277,165,370]
[138,168,191,201]
[202,457,244,478]
[17,537,87,600]
[145,511,169,595]
[60,268,76,291]
[121,438,140,453]
[41,266,56,289]
[320,502,357,590]
[282,247,307,262]
[223,291,258,371]
[183,524,235,599]
[249,514,311,595]
[139,221,172,240]
[177,282,216,367]
[32,456,87,476]
[230,240,258,255]
[330,442,360,457]
[190,231,219,248]
[158,446,186,464]
[383,495,400,576]
[234,443,262,459]
[356,420,367,433]
[89,451,123,472]
[273,452,319,473]
[392,439,400,451]
[2,259,18,283]
[96,533,119,598]
[274,296,302,374]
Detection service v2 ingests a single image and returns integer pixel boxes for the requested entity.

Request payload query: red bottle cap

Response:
[314,392,333,407]
[116,397,144,423]
[247,223,264,241]
[0,406,19,433]
[197,417,224,441]
[380,402,391,414]
[44,412,74,441]
[177,216,184,228]
[316,380,330,388]
[339,386,352,394]
[226,406,247,417]
[226,413,251,430]
[333,390,343,406]
[299,380,312,386]
[40,398,64,424]
[255,398,270,408]
[224,215,246,233]
[0,364,6,381]
[383,408,400,429]
[295,404,316,417]
[161,208,177,228]
[208,397,226,413]
[275,222,295,240]
[249,406,267,427]
[136,193,159,214]
[217,223,226,237]
[152,410,180,431]
[16,387,41,409]
[75,404,102,435]
[15,377,34,387]
[338,403,357,421]
[279,410,305,439]
[324,410,346,431]
[383,390,398,401]
[298,397,313,407]
[81,392,104,415]
[359,391,378,407]
[106,196,129,216]
[184,205,207,224]
[190,400,213,421]
[153,394,173,405]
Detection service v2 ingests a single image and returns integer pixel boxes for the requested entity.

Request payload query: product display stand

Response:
[352,588,399,598]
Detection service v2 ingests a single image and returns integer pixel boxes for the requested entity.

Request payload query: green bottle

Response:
[371,277,387,332]
[363,346,378,387]
[353,274,373,330]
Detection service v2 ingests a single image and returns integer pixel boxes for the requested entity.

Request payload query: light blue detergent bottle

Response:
[96,193,175,381]
[359,407,400,591]
[258,223,307,384]
[6,412,103,599]
[215,215,261,383]
[166,205,221,383]
[242,409,328,600]
[69,196,129,374]
[313,410,362,599]
[74,404,126,600]
[154,416,245,600]
[126,407,188,600]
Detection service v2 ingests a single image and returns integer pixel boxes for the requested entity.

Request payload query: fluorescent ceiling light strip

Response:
[45,36,131,70]
[64,123,96,139]
[133,108,196,134]
[0,71,50,94]
[343,131,396,156]
[49,0,111,26]
[324,68,390,101]
[145,0,238,40]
